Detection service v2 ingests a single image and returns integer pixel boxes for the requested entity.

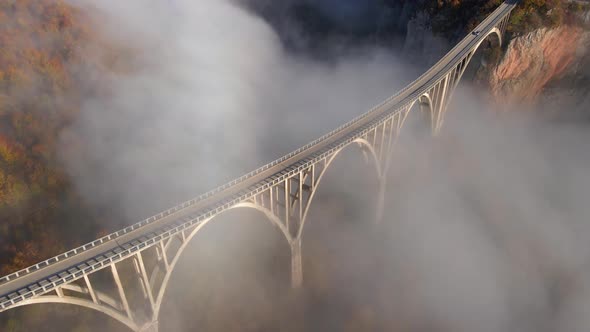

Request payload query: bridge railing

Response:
[0,1,513,287]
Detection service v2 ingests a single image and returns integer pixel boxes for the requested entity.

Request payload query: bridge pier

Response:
[291,239,303,288]
[375,176,387,224]
[139,320,159,332]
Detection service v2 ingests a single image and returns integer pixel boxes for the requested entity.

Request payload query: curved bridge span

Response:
[0,2,518,331]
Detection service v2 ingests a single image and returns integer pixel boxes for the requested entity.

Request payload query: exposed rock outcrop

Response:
[538,29,590,120]
[489,26,588,105]
[575,7,590,25]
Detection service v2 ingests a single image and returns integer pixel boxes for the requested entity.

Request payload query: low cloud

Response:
[60,0,416,225]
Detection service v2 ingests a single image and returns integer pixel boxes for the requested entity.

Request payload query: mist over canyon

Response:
[1,0,590,331]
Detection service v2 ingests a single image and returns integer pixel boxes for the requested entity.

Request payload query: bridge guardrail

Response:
[0,2,512,287]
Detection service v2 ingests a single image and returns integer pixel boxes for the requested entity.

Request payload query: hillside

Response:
[400,0,590,117]
[0,0,116,275]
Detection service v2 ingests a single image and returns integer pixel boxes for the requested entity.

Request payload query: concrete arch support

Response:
[150,202,294,322]
[296,138,384,241]
[10,295,139,331]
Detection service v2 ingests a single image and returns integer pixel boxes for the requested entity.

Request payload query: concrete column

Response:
[139,320,158,332]
[291,239,303,288]
[111,264,132,320]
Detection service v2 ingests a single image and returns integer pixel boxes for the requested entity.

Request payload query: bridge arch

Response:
[8,203,293,332]
[152,202,292,321]
[407,93,434,116]
[475,27,502,54]
[459,27,503,84]
[403,93,435,137]
[8,295,139,331]
[296,137,382,240]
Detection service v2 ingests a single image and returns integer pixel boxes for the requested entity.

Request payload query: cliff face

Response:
[538,29,590,120]
[489,26,589,105]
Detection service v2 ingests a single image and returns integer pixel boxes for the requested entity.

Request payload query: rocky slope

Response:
[489,26,588,104]
[537,29,590,120]
[395,1,590,117]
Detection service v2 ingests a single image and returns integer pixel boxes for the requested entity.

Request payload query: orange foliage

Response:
[0,232,65,276]
[0,0,110,273]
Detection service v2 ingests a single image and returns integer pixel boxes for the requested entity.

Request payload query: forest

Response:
[0,0,117,276]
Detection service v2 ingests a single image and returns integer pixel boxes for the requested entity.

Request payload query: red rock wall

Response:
[490,26,584,105]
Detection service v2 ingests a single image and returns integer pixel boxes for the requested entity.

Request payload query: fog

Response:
[379,87,590,332]
[44,0,590,331]
[59,0,418,226]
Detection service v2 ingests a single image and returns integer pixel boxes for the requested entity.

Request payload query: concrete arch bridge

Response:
[0,1,518,331]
